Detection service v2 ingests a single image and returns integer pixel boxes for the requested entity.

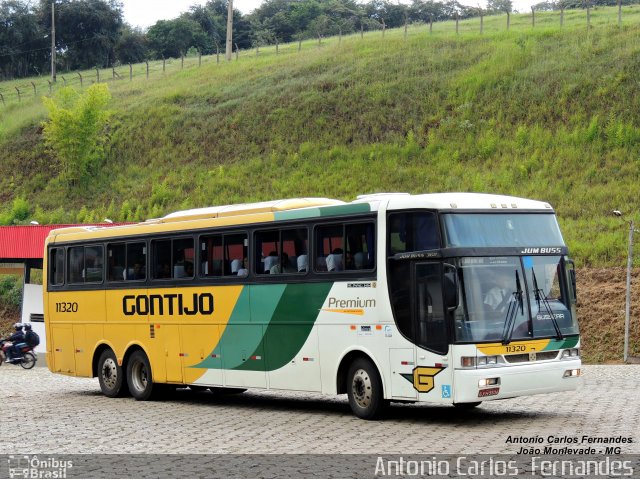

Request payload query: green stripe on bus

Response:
[544,336,579,351]
[192,284,287,369]
[235,282,333,372]
[274,203,371,221]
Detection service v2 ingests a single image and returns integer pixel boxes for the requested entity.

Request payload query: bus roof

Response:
[45,193,553,244]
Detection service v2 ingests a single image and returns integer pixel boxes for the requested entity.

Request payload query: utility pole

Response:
[51,1,56,83]
[225,0,233,61]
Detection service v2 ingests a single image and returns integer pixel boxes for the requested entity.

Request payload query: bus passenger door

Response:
[412,262,454,403]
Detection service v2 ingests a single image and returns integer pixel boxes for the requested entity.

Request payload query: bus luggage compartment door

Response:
[389,348,418,399]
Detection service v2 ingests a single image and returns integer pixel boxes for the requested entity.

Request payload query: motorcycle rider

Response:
[4,323,25,363]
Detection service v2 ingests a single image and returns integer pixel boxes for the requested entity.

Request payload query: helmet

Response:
[14,323,23,331]
[24,324,32,331]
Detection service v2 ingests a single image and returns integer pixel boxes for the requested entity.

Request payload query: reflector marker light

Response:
[303,357,315,362]
[250,355,262,360]
[350,325,356,331]
[211,354,220,358]
[401,361,415,366]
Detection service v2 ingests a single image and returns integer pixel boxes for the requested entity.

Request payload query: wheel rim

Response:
[351,368,372,409]
[130,360,148,393]
[101,357,118,390]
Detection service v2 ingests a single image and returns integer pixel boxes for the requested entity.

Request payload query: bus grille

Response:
[504,351,559,363]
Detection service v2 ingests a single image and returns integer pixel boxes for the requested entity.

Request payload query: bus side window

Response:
[49,248,65,286]
[388,212,439,254]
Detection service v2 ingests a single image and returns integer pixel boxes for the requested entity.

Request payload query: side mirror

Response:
[443,263,459,311]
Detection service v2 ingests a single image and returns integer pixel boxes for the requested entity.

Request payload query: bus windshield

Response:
[453,256,579,343]
[442,213,564,247]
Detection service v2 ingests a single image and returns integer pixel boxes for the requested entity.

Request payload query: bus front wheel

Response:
[98,349,125,397]
[127,350,155,401]
[347,358,388,420]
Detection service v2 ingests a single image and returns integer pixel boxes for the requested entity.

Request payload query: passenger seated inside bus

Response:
[262,251,279,274]
[270,252,295,274]
[326,248,343,272]
[297,254,308,272]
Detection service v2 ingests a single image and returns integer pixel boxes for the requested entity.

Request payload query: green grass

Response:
[1,6,640,266]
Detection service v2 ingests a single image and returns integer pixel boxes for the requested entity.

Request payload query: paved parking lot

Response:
[0,365,638,455]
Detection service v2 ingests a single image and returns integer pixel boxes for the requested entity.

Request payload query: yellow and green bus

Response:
[44,193,581,419]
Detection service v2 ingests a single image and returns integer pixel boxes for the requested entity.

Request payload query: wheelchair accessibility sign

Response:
[442,385,451,399]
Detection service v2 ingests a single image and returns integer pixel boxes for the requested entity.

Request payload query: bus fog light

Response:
[461,357,476,368]
[561,348,580,359]
[486,356,498,365]
[478,377,500,388]
[563,369,581,378]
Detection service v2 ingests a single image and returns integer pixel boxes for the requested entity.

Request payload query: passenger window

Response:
[49,248,64,286]
[315,222,375,272]
[200,233,248,277]
[388,211,439,254]
[67,245,104,284]
[255,228,307,275]
[109,243,146,281]
[153,238,194,279]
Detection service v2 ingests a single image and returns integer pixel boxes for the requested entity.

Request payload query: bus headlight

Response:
[561,348,580,359]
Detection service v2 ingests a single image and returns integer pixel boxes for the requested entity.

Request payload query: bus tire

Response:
[127,350,155,401]
[98,349,125,398]
[347,358,388,420]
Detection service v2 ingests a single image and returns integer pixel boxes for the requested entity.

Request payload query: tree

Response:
[38,0,124,70]
[147,18,207,59]
[486,0,513,12]
[42,84,112,187]
[0,1,48,79]
[115,25,148,64]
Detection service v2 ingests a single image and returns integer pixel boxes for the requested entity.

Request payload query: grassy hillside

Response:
[1,7,640,266]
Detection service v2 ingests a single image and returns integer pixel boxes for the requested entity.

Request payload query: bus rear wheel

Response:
[127,350,156,401]
[98,349,125,397]
[347,358,388,420]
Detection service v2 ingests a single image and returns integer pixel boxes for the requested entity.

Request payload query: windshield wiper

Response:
[531,268,564,340]
[501,270,524,345]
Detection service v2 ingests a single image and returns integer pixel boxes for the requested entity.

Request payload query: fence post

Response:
[31,81,36,96]
[586,0,591,27]
[339,28,342,45]
[146,61,149,79]
[276,39,279,54]
[382,19,386,37]
[560,7,564,27]
[129,64,133,81]
[163,57,166,73]
[217,46,220,63]
[0,93,4,106]
[77,72,83,88]
[96,67,100,83]
[256,43,259,56]
[531,6,535,27]
[429,16,433,34]
[235,43,239,60]
[507,12,510,30]
[618,0,622,27]
[404,15,408,40]
[112,67,116,80]
[298,38,302,52]
[15,87,21,102]
[61,75,66,86]
[361,25,364,39]
[480,10,484,34]
[48,80,52,94]
[199,51,202,67]
[181,54,184,69]
[455,12,459,34]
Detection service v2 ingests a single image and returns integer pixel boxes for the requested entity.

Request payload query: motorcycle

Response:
[0,339,37,369]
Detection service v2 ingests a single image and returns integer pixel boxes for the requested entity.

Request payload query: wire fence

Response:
[0,5,634,111]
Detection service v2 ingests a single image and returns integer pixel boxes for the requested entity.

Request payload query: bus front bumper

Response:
[453,359,582,404]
